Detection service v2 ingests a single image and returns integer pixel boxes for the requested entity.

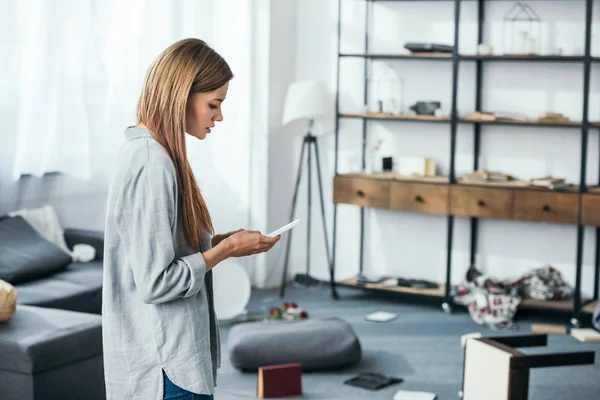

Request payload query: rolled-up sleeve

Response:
[117,162,206,304]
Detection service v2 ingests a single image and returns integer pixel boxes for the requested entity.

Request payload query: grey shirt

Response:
[102,126,220,400]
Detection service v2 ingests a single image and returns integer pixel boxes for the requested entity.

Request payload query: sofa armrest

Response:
[64,229,104,260]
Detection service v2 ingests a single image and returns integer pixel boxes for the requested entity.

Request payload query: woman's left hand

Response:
[212,229,245,247]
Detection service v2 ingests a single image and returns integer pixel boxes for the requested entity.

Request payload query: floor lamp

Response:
[278,81,337,299]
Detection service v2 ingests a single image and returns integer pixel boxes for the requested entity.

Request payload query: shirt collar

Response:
[124,126,153,140]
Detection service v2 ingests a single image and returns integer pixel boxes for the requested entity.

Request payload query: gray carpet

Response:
[214,284,600,400]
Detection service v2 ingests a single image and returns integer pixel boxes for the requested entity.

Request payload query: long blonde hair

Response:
[137,38,233,251]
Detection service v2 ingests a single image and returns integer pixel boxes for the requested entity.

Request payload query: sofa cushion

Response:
[0,305,102,374]
[228,317,362,371]
[14,276,102,314]
[51,260,103,289]
[0,216,71,284]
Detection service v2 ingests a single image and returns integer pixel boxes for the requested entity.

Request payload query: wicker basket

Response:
[0,280,17,322]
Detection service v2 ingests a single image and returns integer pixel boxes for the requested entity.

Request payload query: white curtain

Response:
[0,0,265,284]
[0,0,252,183]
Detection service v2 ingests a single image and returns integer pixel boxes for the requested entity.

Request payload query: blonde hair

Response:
[137,38,233,251]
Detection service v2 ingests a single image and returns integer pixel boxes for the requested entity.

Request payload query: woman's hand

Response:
[223,230,280,258]
[211,229,244,247]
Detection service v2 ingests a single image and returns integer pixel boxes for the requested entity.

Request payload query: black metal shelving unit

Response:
[331,0,599,327]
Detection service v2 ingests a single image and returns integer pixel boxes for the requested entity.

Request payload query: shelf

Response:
[339,53,600,63]
[338,276,445,298]
[339,112,450,123]
[339,52,452,60]
[338,276,598,315]
[460,117,583,128]
[341,172,449,184]
[334,174,586,225]
[339,112,596,128]
[461,54,588,62]
[456,179,580,193]
[521,298,594,313]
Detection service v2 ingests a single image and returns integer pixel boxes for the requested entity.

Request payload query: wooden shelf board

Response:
[340,52,451,60]
[520,298,594,312]
[340,112,449,122]
[340,112,595,128]
[336,174,578,193]
[456,179,580,193]
[338,172,449,184]
[338,277,597,314]
[586,186,600,194]
[338,277,445,298]
[459,117,582,127]
[461,54,586,62]
[340,53,600,62]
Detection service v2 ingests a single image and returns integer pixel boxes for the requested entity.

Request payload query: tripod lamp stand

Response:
[278,81,337,299]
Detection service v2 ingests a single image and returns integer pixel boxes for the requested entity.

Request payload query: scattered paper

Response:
[365,311,397,322]
[393,389,437,400]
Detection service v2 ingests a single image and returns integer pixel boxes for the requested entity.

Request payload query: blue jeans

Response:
[163,371,214,400]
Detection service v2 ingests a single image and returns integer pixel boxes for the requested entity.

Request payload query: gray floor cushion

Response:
[228,317,361,371]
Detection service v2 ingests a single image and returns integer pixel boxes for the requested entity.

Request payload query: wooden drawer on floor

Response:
[513,190,579,224]
[450,186,513,219]
[333,175,391,209]
[390,182,448,215]
[581,194,600,226]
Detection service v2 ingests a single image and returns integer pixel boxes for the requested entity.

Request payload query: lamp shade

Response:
[282,81,330,126]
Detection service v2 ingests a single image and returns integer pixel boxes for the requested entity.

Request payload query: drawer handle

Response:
[542,204,551,212]
[356,189,365,197]
[477,200,486,207]
[414,195,424,203]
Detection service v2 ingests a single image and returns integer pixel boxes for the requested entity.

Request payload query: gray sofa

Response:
[0,214,106,400]
[0,214,104,313]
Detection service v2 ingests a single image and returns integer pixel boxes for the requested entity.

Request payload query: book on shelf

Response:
[462,169,512,183]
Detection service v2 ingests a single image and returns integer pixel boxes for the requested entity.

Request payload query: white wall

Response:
[276,0,600,298]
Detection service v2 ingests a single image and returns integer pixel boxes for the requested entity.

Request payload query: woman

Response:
[102,38,280,400]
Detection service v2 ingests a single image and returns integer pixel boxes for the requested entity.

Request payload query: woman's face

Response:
[185,82,229,140]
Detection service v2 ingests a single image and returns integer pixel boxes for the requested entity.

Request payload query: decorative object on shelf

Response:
[409,101,441,116]
[382,156,393,172]
[366,138,384,174]
[404,42,454,54]
[0,280,17,322]
[368,62,404,115]
[279,80,335,298]
[396,156,436,177]
[477,43,493,55]
[503,2,542,55]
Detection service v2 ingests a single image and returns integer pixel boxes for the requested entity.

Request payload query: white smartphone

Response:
[266,218,300,237]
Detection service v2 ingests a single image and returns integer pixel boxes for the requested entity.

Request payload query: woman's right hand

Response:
[223,230,280,258]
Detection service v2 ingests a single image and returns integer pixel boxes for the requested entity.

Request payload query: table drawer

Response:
[390,182,448,215]
[450,186,513,219]
[513,190,579,224]
[333,176,390,209]
[580,194,600,226]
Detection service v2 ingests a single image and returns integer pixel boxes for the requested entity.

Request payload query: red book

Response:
[257,363,302,398]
